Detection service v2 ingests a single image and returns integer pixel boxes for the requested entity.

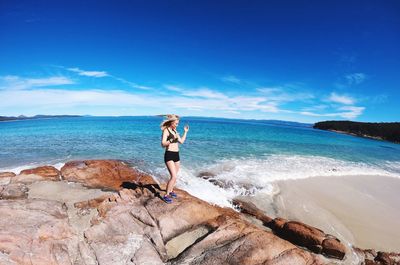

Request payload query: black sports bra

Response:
[167,128,178,142]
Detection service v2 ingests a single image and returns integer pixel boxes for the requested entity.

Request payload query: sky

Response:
[0,0,399,123]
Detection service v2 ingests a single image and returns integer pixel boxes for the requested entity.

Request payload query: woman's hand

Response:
[184,124,189,132]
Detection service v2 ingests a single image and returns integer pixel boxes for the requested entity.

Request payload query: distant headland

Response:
[314,120,400,144]
[0,115,82,122]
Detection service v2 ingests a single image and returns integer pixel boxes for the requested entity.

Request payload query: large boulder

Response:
[272,220,346,259]
[12,166,60,184]
[61,160,155,190]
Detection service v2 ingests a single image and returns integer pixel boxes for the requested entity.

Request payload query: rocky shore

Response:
[0,160,399,264]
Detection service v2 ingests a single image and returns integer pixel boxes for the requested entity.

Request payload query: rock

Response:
[278,221,326,246]
[61,160,155,190]
[19,165,60,179]
[13,166,60,184]
[0,199,77,265]
[232,198,273,225]
[144,190,227,243]
[85,186,324,265]
[353,247,377,260]
[270,217,287,230]
[169,216,323,265]
[375,251,400,265]
[197,171,216,179]
[0,183,29,199]
[165,226,210,259]
[8,159,400,264]
[74,194,115,209]
[321,238,346,259]
[274,220,347,260]
[207,178,226,188]
[0,172,16,178]
[353,247,400,265]
[0,172,15,185]
[84,195,166,264]
[375,251,392,264]
[234,198,347,260]
[206,179,261,195]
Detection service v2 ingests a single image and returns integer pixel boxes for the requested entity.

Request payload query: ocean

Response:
[1,116,399,207]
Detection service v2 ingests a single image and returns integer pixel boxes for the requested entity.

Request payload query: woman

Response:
[160,114,189,203]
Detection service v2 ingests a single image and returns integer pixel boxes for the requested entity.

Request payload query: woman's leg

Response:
[165,160,177,195]
[171,161,180,192]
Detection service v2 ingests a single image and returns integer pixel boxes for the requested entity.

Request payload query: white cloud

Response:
[0,88,157,108]
[221,75,241,84]
[162,85,311,114]
[256,87,282,94]
[64,66,152,89]
[168,95,278,113]
[181,88,227,99]
[113,77,152,90]
[0,83,282,116]
[0,75,74,90]
[0,72,370,121]
[302,105,328,112]
[67,67,108,77]
[338,106,365,119]
[345,73,367,85]
[257,86,314,103]
[328,92,355,105]
[299,105,365,119]
[164,85,228,99]
[164,85,184,92]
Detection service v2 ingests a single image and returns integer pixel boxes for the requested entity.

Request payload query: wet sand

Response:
[274,175,400,252]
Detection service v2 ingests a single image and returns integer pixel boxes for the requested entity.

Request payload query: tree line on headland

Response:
[314,121,400,144]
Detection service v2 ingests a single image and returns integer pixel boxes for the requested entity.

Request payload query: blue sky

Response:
[0,0,399,123]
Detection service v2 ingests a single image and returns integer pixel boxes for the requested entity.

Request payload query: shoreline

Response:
[1,159,400,264]
[2,160,400,253]
[327,129,388,142]
[273,174,400,252]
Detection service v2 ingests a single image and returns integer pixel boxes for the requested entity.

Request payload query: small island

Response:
[0,115,82,122]
[313,120,400,144]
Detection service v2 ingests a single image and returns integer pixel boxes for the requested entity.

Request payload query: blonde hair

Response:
[160,114,180,131]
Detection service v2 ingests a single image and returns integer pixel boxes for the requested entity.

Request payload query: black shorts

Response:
[164,151,180,163]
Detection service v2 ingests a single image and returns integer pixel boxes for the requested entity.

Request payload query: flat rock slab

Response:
[0,199,77,265]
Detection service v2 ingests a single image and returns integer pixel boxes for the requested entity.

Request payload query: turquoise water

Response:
[1,116,400,207]
[1,116,399,174]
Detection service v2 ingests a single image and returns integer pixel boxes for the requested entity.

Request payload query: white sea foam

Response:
[205,154,398,182]
[0,162,65,174]
[153,154,400,208]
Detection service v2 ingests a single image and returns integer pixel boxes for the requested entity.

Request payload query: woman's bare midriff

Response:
[167,142,179,152]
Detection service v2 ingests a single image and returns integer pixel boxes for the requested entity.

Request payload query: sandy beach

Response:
[274,175,400,252]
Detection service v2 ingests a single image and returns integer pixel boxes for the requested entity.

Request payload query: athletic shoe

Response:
[169,191,178,198]
[162,195,173,204]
